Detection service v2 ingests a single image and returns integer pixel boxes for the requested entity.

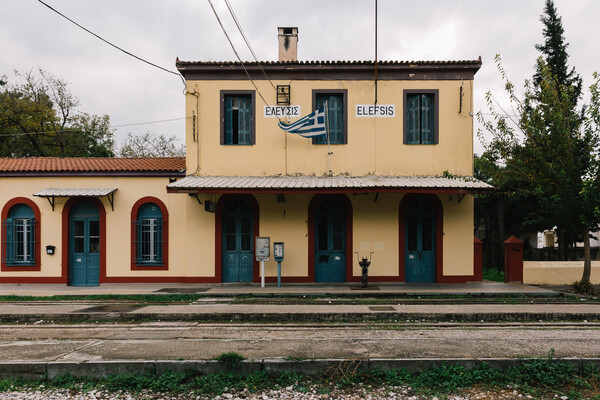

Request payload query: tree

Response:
[0,69,114,157]
[478,1,600,278]
[479,57,600,285]
[531,0,587,259]
[118,131,185,157]
[534,0,582,99]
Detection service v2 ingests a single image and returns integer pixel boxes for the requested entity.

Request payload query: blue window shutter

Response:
[27,219,35,264]
[407,95,421,144]
[420,94,434,144]
[238,96,252,145]
[4,218,14,264]
[315,96,327,144]
[224,96,234,144]
[315,94,344,144]
[329,95,343,144]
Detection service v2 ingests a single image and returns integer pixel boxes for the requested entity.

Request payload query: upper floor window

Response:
[404,90,439,145]
[133,202,164,266]
[3,204,36,266]
[221,91,255,145]
[312,90,348,145]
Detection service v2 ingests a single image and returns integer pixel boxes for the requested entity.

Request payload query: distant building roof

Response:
[176,58,482,81]
[0,157,186,177]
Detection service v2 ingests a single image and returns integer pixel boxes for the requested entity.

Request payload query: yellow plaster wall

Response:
[524,261,600,285]
[351,193,400,277]
[238,193,473,279]
[442,194,474,276]
[254,194,310,277]
[0,176,187,278]
[184,194,217,277]
[185,79,474,177]
[1,180,475,281]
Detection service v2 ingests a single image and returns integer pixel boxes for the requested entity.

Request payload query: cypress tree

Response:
[534,0,582,100]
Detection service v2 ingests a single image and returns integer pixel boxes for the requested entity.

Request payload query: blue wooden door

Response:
[222,199,253,282]
[70,201,100,286]
[315,198,346,282]
[405,199,436,283]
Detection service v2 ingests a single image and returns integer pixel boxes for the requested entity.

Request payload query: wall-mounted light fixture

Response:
[277,85,290,105]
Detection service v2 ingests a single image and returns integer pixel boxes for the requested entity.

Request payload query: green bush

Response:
[215,352,245,368]
[572,279,596,295]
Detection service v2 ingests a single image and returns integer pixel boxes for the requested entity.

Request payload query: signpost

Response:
[273,242,284,288]
[255,237,270,288]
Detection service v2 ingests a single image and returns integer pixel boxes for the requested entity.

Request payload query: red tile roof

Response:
[176,58,482,81]
[0,157,186,174]
[176,58,483,67]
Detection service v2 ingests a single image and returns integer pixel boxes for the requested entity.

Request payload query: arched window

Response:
[3,204,36,266]
[134,203,163,265]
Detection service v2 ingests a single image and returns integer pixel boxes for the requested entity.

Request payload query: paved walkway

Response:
[0,281,558,296]
[0,282,596,324]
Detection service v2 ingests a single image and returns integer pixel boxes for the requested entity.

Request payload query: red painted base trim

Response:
[0,274,479,285]
[437,275,479,283]
[346,275,405,283]
[0,277,67,284]
[103,276,222,283]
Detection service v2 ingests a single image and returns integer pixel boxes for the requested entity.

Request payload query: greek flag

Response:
[278,107,327,138]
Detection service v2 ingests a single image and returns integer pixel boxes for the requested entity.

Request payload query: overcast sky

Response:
[2,0,599,156]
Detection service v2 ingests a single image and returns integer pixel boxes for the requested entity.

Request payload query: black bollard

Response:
[359,257,371,288]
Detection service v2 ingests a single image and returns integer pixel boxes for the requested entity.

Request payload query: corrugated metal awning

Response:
[167,175,493,194]
[34,188,117,197]
[33,188,117,211]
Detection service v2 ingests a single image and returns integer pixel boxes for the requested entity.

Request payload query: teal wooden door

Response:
[315,198,346,282]
[405,199,436,283]
[70,201,100,286]
[222,199,253,282]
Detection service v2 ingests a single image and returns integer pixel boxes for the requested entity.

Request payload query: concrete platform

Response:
[0,281,559,297]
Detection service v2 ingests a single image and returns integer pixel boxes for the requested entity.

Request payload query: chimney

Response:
[278,27,298,62]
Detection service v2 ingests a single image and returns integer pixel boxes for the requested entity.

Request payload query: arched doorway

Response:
[313,196,347,282]
[69,200,101,286]
[221,198,254,282]
[404,197,436,283]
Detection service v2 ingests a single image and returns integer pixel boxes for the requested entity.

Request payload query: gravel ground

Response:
[0,387,573,400]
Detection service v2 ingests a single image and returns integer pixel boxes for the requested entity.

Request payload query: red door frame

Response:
[307,194,353,282]
[215,194,260,283]
[62,197,107,285]
[398,194,443,282]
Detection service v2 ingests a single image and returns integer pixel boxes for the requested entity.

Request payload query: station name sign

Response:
[355,104,395,117]
[264,105,301,118]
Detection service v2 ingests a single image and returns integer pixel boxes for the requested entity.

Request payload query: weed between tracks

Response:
[0,356,599,399]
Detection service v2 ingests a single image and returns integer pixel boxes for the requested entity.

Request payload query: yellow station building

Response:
[0,28,491,286]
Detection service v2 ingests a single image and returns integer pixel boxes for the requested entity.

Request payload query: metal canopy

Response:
[167,175,493,194]
[33,188,117,211]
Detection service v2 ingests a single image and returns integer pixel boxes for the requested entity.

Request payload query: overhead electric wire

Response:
[206,0,279,122]
[223,0,277,92]
[36,0,185,86]
[0,117,190,137]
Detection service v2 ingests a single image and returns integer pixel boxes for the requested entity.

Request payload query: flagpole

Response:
[324,101,333,176]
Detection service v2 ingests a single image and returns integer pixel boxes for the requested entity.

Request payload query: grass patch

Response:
[0,357,598,398]
[215,352,245,368]
[482,268,505,282]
